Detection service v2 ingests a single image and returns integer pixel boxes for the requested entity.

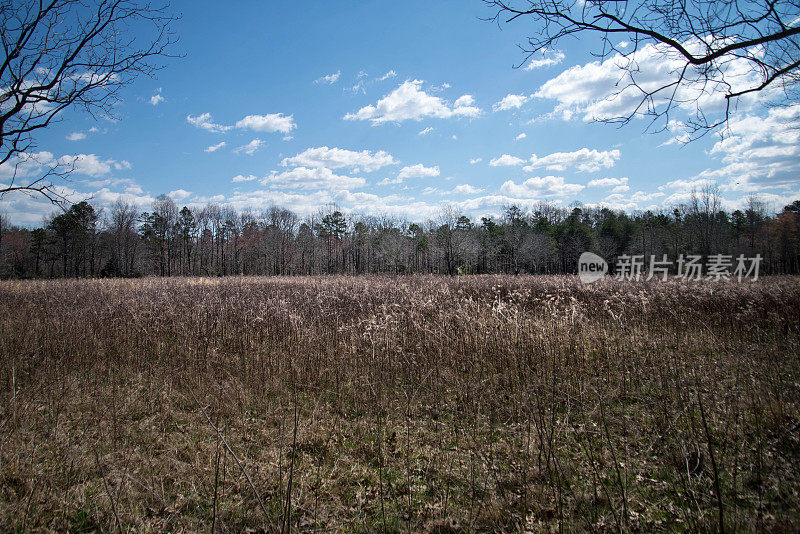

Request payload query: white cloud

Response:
[493,93,531,111]
[377,176,403,186]
[187,113,232,133]
[188,112,295,134]
[379,70,397,81]
[0,177,155,226]
[232,174,258,183]
[57,154,115,177]
[347,70,369,94]
[219,188,442,222]
[454,95,475,107]
[452,184,484,195]
[535,40,779,124]
[0,151,55,180]
[260,166,366,190]
[524,49,565,70]
[0,152,132,184]
[662,178,718,194]
[281,146,397,172]
[344,79,481,123]
[205,141,226,153]
[235,113,296,134]
[149,88,165,105]
[418,127,434,136]
[524,148,620,173]
[500,176,585,198]
[397,163,440,179]
[234,138,264,156]
[315,70,341,84]
[515,133,527,140]
[587,177,628,188]
[696,103,800,192]
[66,132,86,141]
[489,154,526,167]
[168,189,192,202]
[79,177,137,189]
[629,190,665,202]
[469,158,483,164]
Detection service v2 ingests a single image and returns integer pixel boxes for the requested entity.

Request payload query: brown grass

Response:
[1,275,799,532]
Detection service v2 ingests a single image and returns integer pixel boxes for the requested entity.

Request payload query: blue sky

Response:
[3,0,799,226]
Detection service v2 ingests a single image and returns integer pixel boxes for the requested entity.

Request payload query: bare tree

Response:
[0,0,178,203]
[486,0,800,134]
[108,199,139,275]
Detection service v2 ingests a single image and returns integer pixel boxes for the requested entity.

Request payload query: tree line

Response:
[1,186,799,279]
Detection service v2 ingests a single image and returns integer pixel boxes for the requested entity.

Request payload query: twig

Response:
[93,448,123,533]
[697,390,725,534]
[212,433,222,533]
[189,388,270,523]
[282,389,299,534]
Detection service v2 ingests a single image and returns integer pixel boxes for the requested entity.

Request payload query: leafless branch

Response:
[485,0,800,135]
[0,0,179,203]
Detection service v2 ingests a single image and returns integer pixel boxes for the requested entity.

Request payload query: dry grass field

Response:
[1,275,799,532]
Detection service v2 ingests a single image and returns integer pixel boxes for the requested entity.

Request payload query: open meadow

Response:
[1,275,799,532]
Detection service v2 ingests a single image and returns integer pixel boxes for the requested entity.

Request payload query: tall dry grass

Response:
[1,275,799,532]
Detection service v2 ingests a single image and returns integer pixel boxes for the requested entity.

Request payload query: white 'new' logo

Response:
[578,252,608,284]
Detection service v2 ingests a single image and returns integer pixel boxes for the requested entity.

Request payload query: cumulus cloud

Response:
[0,151,55,180]
[234,138,264,155]
[469,158,483,164]
[493,93,531,111]
[452,184,484,195]
[149,88,165,105]
[347,70,370,94]
[281,146,396,172]
[397,164,440,179]
[219,188,442,222]
[168,189,192,202]
[524,148,620,173]
[187,113,231,133]
[235,114,296,134]
[588,177,628,188]
[535,40,779,123]
[630,190,665,202]
[344,79,481,123]
[525,49,565,70]
[188,112,295,134]
[205,141,226,153]
[56,154,121,177]
[516,133,527,140]
[0,177,155,226]
[489,154,526,167]
[418,127,434,136]
[260,166,366,191]
[232,174,258,183]
[696,103,800,192]
[315,70,341,84]
[500,176,585,198]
